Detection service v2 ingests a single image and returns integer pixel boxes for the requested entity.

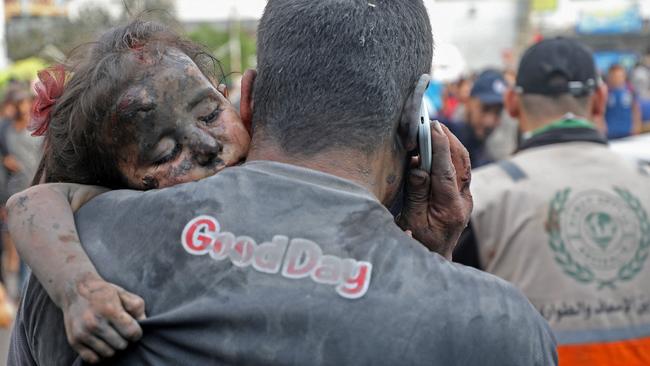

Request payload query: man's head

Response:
[240,0,433,204]
[466,70,506,141]
[607,64,627,89]
[244,0,432,157]
[505,37,607,132]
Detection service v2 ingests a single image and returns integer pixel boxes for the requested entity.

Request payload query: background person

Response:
[0,87,39,301]
[444,69,506,168]
[630,50,650,131]
[605,64,642,139]
[455,37,650,365]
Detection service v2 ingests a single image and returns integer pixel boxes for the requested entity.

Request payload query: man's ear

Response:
[240,69,256,136]
[399,74,431,152]
[591,82,608,119]
[504,88,520,119]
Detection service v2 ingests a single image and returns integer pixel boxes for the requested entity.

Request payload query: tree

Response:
[187,24,256,85]
[6,0,176,62]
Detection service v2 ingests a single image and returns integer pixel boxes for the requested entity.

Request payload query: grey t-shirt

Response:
[10,161,557,365]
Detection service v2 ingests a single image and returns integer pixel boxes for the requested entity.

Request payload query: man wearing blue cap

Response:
[445,69,507,168]
[455,37,650,365]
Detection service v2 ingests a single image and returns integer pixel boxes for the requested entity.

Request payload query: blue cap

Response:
[470,70,506,105]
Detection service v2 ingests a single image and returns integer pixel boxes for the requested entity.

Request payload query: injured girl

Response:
[6,20,251,363]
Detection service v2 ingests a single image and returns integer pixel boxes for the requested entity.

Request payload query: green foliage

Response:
[6,0,176,62]
[5,0,257,85]
[0,57,48,89]
[188,24,257,84]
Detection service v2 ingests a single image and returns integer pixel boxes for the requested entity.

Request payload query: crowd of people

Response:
[0,81,43,326]
[428,53,650,168]
[0,0,647,365]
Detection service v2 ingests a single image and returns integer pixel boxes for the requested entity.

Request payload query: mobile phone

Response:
[417,98,432,173]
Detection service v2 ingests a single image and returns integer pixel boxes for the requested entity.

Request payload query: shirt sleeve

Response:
[8,275,78,366]
[7,285,37,366]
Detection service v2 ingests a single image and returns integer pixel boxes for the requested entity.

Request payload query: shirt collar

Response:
[241,160,378,201]
[518,115,607,152]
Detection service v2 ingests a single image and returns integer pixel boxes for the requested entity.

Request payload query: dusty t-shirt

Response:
[10,161,557,365]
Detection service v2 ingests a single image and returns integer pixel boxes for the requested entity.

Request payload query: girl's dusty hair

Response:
[34,19,223,188]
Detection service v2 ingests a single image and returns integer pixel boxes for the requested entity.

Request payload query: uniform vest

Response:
[472,141,650,365]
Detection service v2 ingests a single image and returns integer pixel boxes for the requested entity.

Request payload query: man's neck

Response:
[247,142,402,205]
[521,113,586,134]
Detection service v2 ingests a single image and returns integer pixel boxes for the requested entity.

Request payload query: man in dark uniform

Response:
[10,1,557,365]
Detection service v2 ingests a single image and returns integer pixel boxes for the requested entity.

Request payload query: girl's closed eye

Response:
[199,108,221,124]
[152,138,182,166]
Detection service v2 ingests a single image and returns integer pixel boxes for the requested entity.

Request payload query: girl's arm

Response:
[6,184,146,364]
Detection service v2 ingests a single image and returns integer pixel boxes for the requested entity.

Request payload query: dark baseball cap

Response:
[470,70,506,105]
[516,37,597,97]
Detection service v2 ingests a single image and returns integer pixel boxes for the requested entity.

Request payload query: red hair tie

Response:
[29,65,66,137]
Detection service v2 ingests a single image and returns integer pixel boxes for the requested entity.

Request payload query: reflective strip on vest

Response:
[559,336,650,366]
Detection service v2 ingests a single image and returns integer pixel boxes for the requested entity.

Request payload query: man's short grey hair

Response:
[520,93,590,119]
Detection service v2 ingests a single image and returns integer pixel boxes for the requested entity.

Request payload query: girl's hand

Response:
[63,274,146,363]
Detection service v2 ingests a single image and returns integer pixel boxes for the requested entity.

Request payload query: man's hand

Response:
[397,123,473,259]
[63,275,146,363]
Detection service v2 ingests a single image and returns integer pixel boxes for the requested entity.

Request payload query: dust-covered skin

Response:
[6,183,146,363]
[115,48,250,189]
[7,48,251,364]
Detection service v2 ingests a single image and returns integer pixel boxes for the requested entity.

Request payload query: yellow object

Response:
[532,0,558,12]
[0,57,49,88]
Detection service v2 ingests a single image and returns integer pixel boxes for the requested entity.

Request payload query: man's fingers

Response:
[442,125,473,220]
[400,169,431,225]
[444,124,472,193]
[410,156,419,169]
[118,289,146,321]
[429,122,457,199]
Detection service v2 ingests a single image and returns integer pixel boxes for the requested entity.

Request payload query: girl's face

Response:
[114,48,250,189]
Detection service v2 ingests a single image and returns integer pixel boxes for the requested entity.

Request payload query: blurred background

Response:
[2,0,650,124]
[1,0,650,104]
[0,0,649,361]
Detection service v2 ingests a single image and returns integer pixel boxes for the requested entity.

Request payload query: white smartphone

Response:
[418,98,432,173]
